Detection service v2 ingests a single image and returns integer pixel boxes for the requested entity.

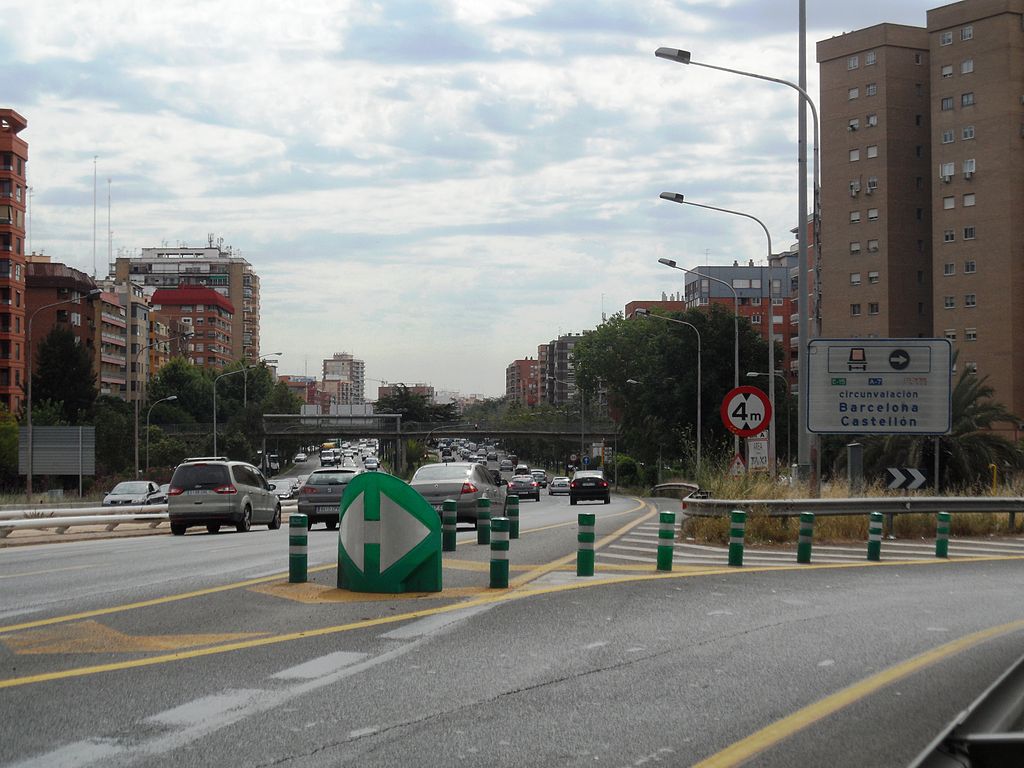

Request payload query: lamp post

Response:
[747,371,791,470]
[659,192,776,475]
[655,44,821,483]
[213,368,246,456]
[26,288,102,502]
[548,375,584,462]
[242,352,283,408]
[133,330,194,478]
[657,257,738,455]
[145,395,177,473]
[632,309,702,475]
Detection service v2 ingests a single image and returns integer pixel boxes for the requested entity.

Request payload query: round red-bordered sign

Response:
[720,386,772,437]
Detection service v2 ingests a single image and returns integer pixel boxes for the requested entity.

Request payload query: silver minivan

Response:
[167,458,281,535]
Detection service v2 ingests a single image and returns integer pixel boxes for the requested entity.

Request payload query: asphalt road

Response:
[1,486,1023,768]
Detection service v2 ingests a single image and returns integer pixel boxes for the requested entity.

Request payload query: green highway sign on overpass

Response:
[807,338,952,434]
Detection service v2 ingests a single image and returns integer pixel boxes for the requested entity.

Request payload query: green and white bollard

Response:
[728,510,746,567]
[657,511,676,571]
[867,511,883,561]
[442,499,457,552]
[490,517,510,588]
[936,511,950,558]
[577,512,596,577]
[289,513,308,584]
[797,512,815,564]
[476,497,491,545]
[507,494,520,540]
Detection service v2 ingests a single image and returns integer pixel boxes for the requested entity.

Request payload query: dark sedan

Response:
[507,474,541,501]
[569,470,610,505]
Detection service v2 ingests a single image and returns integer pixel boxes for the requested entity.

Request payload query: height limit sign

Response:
[721,386,772,437]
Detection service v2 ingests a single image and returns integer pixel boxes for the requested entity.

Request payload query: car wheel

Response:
[326,518,338,530]
[171,523,186,536]
[570,497,577,506]
[207,524,221,534]
[236,505,252,533]
[268,506,281,530]
[603,496,611,504]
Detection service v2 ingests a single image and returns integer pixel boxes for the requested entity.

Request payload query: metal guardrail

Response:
[650,484,1024,517]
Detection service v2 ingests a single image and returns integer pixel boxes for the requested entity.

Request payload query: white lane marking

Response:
[348,726,379,738]
[271,651,368,680]
[148,689,264,727]
[584,641,608,650]
[379,604,494,640]
[818,659,835,667]
[0,564,100,580]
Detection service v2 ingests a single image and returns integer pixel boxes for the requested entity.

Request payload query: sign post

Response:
[337,472,442,593]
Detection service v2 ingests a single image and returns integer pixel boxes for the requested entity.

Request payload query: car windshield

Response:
[110,482,151,494]
[307,471,357,485]
[170,464,231,490]
[412,465,471,482]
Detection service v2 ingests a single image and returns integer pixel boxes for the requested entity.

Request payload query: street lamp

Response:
[213,368,246,456]
[632,308,702,475]
[133,330,194,478]
[243,352,283,408]
[657,257,738,455]
[659,192,777,475]
[748,371,791,470]
[145,395,177,473]
[26,288,102,502]
[655,44,821,482]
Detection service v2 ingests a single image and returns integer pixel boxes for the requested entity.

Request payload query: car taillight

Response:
[168,487,184,496]
[570,481,578,488]
[461,482,478,494]
[531,482,538,487]
[213,485,237,495]
[301,486,318,494]
[599,481,609,488]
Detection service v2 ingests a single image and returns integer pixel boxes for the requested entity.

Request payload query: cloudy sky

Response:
[6,0,938,397]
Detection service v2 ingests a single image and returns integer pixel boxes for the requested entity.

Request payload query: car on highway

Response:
[273,477,298,500]
[410,462,507,526]
[294,452,308,463]
[498,459,514,472]
[514,464,531,477]
[530,469,548,488]
[569,470,610,505]
[102,480,165,507]
[548,476,570,495]
[363,456,380,471]
[167,457,281,534]
[508,473,541,501]
[297,467,362,529]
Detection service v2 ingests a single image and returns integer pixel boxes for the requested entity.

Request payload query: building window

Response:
[850,211,861,223]
[847,55,859,69]
[941,96,954,110]
[751,297,762,305]
[965,327,977,341]
[944,263,955,276]
[960,25,973,41]
[961,92,975,107]
[963,193,976,206]
[962,125,975,140]
[866,144,878,158]
[849,148,860,161]
[851,304,862,316]
[940,161,955,178]
[940,30,953,46]
[941,64,953,78]
[867,239,879,253]
[964,226,976,240]
[961,58,974,74]
[848,87,859,100]
[916,208,924,221]
[866,113,878,127]
[964,260,976,273]
[965,293,976,307]
[865,51,876,66]
[751,314,762,324]
[868,271,880,283]
[941,129,954,143]
[944,295,955,309]
[944,229,955,243]
[963,158,976,174]
[868,302,879,315]
[866,83,877,96]
[850,272,862,285]
[866,176,878,193]
[943,196,955,209]
[850,242,861,254]
[848,118,860,132]
[915,52,924,64]
[867,208,879,221]
[944,329,957,341]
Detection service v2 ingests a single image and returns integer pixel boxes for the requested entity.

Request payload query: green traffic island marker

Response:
[867,511,884,562]
[506,494,520,540]
[657,511,676,572]
[797,511,815,564]
[289,513,308,584]
[442,499,458,552]
[476,497,491,545]
[728,510,746,567]
[577,512,596,577]
[490,517,510,589]
[935,511,950,559]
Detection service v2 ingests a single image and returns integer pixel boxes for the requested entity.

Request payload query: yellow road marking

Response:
[0,619,265,655]
[250,582,489,603]
[0,564,99,580]
[694,617,1024,767]
[0,555,1020,690]
[441,559,534,573]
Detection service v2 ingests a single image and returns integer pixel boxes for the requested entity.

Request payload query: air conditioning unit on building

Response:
[849,182,860,196]
[964,170,974,179]
[941,175,952,183]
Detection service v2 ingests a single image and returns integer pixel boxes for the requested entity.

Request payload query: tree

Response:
[376,385,457,423]
[0,405,19,489]
[31,327,96,423]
